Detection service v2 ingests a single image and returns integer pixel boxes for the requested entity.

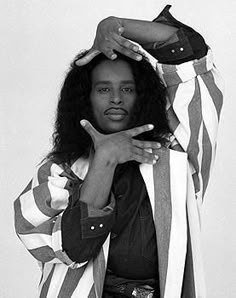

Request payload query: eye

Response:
[97,87,110,93]
[121,87,135,93]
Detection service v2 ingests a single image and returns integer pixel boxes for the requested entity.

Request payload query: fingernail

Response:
[111,54,117,60]
[148,124,154,129]
[136,55,142,61]
[75,60,85,66]
[133,46,139,52]
[155,155,159,160]
[79,49,87,54]
[152,160,157,165]
[118,27,124,33]
[80,120,86,126]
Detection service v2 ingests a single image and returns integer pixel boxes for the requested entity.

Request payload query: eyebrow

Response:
[93,80,135,86]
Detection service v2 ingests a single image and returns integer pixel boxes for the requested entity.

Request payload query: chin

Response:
[101,124,128,134]
[95,118,135,134]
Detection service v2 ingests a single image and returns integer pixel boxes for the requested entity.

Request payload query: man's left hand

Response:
[76,17,142,66]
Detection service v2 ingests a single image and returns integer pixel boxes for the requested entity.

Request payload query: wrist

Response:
[94,147,118,169]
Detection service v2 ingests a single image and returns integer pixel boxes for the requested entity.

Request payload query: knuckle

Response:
[130,51,139,59]
[129,146,135,155]
[131,138,135,146]
[138,142,143,148]
[141,150,147,157]
[118,46,132,56]
[123,40,131,48]
[126,49,136,58]
[106,16,116,21]
[99,16,113,26]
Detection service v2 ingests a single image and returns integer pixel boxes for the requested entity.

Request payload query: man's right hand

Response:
[80,119,160,165]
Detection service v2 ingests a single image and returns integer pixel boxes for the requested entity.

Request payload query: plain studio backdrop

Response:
[1,0,235,297]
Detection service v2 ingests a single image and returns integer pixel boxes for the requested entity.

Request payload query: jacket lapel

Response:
[140,148,188,298]
[140,148,171,298]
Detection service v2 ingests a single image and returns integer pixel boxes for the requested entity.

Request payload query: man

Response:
[14,5,223,298]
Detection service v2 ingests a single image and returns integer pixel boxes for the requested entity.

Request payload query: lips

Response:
[104,108,128,121]
[104,108,128,115]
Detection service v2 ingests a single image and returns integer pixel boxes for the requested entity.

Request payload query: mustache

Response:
[104,107,128,114]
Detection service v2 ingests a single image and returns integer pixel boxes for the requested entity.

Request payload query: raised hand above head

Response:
[76,17,143,66]
[75,13,178,66]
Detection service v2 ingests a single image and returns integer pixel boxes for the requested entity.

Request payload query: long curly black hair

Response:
[47,51,170,164]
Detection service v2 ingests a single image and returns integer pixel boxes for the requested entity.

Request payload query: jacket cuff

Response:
[80,193,115,239]
[143,5,207,64]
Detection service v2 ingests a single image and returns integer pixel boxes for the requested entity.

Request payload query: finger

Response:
[113,35,142,61]
[75,49,101,66]
[132,147,159,160]
[103,48,118,60]
[132,139,162,150]
[132,153,158,165]
[115,34,139,52]
[115,45,142,61]
[126,124,154,137]
[80,119,101,141]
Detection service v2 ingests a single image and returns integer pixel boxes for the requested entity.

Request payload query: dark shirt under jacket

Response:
[62,161,159,280]
[61,3,208,283]
[107,162,159,280]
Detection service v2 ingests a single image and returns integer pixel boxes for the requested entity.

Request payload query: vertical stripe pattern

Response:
[58,267,86,298]
[152,149,172,297]
[159,48,223,201]
[164,150,188,298]
[39,264,56,298]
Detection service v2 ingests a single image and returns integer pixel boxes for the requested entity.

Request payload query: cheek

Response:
[90,95,102,114]
[129,96,141,122]
[128,95,138,111]
[90,101,105,125]
[93,108,103,121]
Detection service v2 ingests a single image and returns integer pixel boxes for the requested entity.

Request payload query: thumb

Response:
[75,49,100,66]
[80,119,101,142]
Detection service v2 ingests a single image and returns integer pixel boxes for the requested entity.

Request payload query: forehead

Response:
[91,59,134,83]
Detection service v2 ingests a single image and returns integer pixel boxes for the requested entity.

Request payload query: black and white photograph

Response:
[1,0,235,297]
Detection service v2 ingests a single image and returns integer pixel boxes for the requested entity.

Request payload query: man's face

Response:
[90,59,137,133]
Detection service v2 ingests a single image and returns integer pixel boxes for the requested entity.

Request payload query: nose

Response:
[110,90,123,105]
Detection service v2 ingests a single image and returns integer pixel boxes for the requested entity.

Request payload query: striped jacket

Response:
[14,48,223,297]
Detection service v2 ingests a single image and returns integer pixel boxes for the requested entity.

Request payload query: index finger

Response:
[75,49,100,66]
[125,124,154,137]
